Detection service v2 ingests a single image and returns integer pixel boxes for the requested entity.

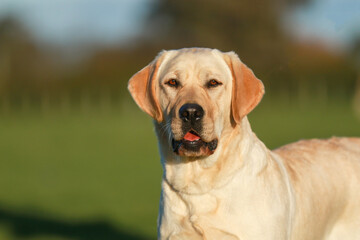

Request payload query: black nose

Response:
[179,103,204,123]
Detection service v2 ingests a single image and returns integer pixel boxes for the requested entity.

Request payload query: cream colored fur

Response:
[128,48,360,240]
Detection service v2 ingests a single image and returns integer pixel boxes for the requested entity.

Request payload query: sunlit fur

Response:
[128,48,360,240]
[157,49,232,147]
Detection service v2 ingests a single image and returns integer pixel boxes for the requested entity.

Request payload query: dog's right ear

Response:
[128,52,166,123]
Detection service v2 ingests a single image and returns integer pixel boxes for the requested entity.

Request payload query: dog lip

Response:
[207,139,218,151]
[172,139,182,153]
[171,137,218,155]
[188,130,200,136]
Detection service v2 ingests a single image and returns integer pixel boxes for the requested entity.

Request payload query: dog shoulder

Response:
[273,137,360,183]
[274,137,360,158]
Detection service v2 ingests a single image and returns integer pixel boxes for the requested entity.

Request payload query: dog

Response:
[128,48,360,240]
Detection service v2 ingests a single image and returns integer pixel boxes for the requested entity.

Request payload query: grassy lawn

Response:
[0,96,359,240]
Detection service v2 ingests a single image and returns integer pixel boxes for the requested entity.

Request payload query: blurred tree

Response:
[142,0,357,101]
[0,0,357,112]
[0,17,60,102]
[145,0,289,71]
[350,36,360,116]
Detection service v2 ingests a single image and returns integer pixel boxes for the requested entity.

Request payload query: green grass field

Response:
[0,96,359,240]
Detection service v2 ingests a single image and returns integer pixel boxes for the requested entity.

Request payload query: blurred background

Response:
[0,0,359,239]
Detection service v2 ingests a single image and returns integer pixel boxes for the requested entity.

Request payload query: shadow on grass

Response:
[0,207,151,240]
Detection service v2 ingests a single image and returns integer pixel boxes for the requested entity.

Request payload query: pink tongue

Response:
[184,132,200,141]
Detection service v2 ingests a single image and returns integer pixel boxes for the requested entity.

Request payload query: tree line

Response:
[0,0,359,112]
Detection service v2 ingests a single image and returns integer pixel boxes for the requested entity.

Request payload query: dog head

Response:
[128,48,264,159]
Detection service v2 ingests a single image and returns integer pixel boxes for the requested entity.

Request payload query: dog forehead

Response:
[159,48,231,79]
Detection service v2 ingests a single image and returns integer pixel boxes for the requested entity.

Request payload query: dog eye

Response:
[207,79,222,88]
[166,79,179,88]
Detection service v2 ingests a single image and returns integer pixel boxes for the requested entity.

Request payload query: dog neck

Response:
[155,117,270,195]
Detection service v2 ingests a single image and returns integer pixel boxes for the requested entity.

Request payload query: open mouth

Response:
[172,130,218,156]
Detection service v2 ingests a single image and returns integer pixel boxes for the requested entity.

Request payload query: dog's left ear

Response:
[128,52,165,123]
[223,52,265,124]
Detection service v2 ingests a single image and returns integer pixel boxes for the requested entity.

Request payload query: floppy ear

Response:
[223,52,264,124]
[128,52,165,122]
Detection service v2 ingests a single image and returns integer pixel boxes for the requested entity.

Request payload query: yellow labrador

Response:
[128,48,360,240]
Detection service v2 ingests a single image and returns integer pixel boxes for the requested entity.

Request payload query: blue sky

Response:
[285,0,360,50]
[0,0,152,46]
[0,0,359,50]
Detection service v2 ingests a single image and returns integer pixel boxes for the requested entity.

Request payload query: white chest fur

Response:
[156,120,294,240]
[158,158,293,240]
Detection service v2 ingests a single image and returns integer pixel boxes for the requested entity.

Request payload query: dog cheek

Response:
[171,118,183,139]
[214,118,223,138]
[208,107,223,138]
[201,120,217,142]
